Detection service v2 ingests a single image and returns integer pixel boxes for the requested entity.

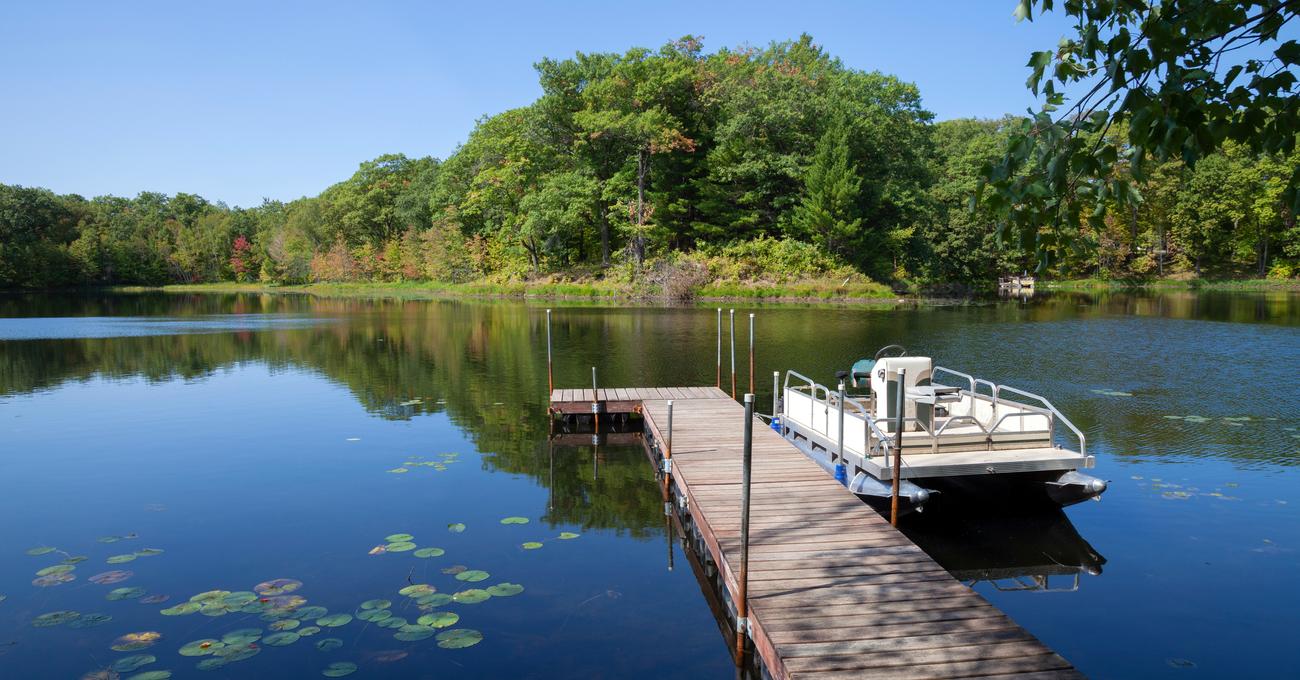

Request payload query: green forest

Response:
[3,35,1299,295]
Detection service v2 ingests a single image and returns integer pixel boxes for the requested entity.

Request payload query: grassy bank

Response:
[1037,277,1300,292]
[150,276,901,304]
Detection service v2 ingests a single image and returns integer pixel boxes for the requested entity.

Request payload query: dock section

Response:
[550,387,1080,680]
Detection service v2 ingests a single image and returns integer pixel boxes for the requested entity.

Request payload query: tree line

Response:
[3,35,1299,292]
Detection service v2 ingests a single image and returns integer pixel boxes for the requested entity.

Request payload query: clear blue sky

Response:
[0,1,1077,208]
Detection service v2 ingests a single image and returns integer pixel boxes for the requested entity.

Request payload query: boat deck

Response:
[549,387,1080,679]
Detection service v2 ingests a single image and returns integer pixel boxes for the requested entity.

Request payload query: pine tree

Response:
[792,117,863,256]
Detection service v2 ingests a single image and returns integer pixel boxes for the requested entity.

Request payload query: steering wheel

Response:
[874,344,907,360]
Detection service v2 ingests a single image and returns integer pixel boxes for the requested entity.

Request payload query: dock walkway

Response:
[551,387,1080,680]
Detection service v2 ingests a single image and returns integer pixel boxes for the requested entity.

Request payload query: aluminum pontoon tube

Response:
[850,472,933,510]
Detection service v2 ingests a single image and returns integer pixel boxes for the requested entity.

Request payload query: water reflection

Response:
[900,508,1106,592]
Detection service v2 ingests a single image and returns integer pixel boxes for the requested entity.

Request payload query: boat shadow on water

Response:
[897,504,1107,593]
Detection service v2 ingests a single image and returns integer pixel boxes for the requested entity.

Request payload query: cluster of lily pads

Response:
[388,452,461,475]
[1130,476,1242,501]
[26,536,164,588]
[23,503,588,677]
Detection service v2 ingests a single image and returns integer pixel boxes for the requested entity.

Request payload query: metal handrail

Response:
[933,415,989,437]
[996,384,1086,457]
[932,366,975,393]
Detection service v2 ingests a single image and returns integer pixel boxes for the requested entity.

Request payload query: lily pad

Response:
[139,594,170,604]
[32,610,80,627]
[393,624,438,641]
[36,564,75,577]
[125,672,172,680]
[63,555,89,564]
[134,548,164,557]
[107,554,137,564]
[360,599,391,610]
[212,644,260,663]
[222,591,258,607]
[316,613,353,628]
[180,639,224,657]
[298,626,322,636]
[416,593,453,607]
[387,468,409,474]
[558,532,580,540]
[385,541,417,552]
[110,655,156,673]
[189,590,230,603]
[435,628,483,649]
[500,516,529,525]
[315,638,344,652]
[385,533,414,542]
[455,570,489,582]
[161,602,201,616]
[447,523,466,533]
[263,631,300,647]
[413,547,445,558]
[486,582,524,597]
[107,586,147,601]
[377,616,408,629]
[269,618,300,631]
[199,601,239,616]
[254,578,302,596]
[357,608,391,622]
[293,605,329,620]
[111,631,162,652]
[69,613,113,628]
[451,589,490,604]
[521,542,544,550]
[441,565,467,575]
[221,628,263,645]
[322,661,358,677]
[26,545,57,556]
[33,572,75,587]
[398,584,436,597]
[417,611,459,628]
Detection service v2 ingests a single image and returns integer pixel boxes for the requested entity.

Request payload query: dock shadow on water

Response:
[0,289,1297,678]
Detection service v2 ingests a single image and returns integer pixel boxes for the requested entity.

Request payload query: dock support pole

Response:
[546,309,553,395]
[735,392,755,664]
[716,308,722,389]
[772,371,780,425]
[890,368,906,526]
[748,313,755,397]
[835,381,847,485]
[666,400,674,464]
[592,366,599,433]
[729,309,736,400]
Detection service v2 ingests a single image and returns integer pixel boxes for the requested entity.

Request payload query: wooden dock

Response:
[550,387,1081,680]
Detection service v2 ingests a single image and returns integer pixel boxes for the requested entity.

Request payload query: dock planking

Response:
[550,387,1080,679]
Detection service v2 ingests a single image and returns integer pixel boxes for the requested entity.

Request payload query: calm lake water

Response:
[1,290,1297,679]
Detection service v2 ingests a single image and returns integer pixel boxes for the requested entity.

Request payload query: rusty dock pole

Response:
[890,367,906,526]
[734,392,754,663]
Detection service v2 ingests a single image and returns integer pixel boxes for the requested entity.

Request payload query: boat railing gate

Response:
[784,370,896,464]
[933,366,1087,458]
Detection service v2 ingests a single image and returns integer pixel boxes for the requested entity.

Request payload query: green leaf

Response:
[1013,0,1032,22]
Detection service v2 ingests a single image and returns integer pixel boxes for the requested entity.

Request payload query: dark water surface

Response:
[1,290,1297,679]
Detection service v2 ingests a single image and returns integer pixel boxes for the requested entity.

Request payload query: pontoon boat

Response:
[776,346,1106,514]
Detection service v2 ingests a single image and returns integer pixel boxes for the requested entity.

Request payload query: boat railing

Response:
[784,370,895,461]
[934,366,1086,458]
[995,384,1087,458]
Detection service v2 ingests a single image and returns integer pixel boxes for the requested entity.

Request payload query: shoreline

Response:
[118,281,928,306]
